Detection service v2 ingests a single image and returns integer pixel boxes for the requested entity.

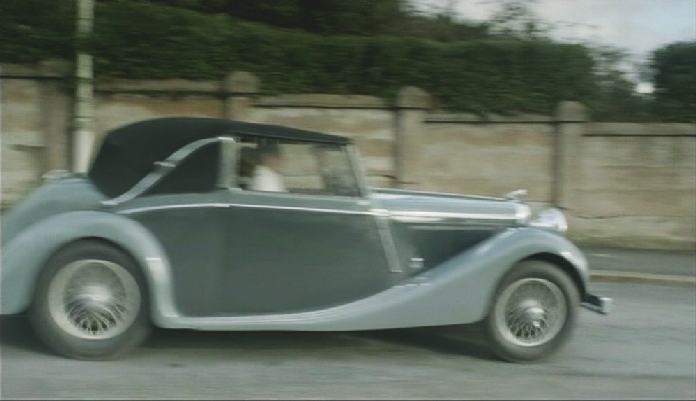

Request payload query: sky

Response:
[411,0,696,89]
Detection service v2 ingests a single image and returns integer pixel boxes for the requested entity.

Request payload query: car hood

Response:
[1,177,106,246]
[370,188,530,225]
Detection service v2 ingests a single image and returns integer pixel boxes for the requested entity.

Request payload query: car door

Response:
[214,139,395,315]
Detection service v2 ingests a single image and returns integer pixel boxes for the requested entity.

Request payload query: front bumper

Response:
[581,293,613,314]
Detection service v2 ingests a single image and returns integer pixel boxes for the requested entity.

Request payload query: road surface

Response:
[1,282,695,399]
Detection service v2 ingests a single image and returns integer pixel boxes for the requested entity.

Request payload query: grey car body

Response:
[1,117,608,360]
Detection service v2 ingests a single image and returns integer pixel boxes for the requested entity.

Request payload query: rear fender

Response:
[0,211,176,325]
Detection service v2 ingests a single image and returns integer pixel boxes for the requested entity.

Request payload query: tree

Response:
[135,0,404,36]
[588,45,651,121]
[651,41,696,122]
[487,0,551,39]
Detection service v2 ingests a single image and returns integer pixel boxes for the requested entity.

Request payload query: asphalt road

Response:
[1,282,694,400]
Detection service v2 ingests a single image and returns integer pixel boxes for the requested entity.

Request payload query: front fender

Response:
[348,226,589,328]
[420,226,589,324]
[312,226,588,330]
[0,211,177,325]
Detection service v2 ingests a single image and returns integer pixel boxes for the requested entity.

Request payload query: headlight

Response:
[529,208,568,233]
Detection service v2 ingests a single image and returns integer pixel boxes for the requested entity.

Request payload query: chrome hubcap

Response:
[494,278,567,347]
[47,259,141,340]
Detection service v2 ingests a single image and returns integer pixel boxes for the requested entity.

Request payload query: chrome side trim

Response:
[118,202,521,225]
[389,210,520,223]
[373,187,507,201]
[118,203,229,214]
[118,202,373,216]
[103,137,225,206]
[226,203,373,216]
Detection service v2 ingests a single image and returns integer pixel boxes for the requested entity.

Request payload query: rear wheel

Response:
[483,260,579,362]
[29,240,150,360]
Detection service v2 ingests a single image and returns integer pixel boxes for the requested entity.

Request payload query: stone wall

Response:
[418,115,555,202]
[1,65,694,249]
[0,63,71,206]
[248,95,396,188]
[569,123,696,248]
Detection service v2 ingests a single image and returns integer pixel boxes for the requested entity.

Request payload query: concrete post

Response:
[394,86,430,189]
[39,60,72,172]
[554,101,589,210]
[222,71,259,121]
[72,0,94,173]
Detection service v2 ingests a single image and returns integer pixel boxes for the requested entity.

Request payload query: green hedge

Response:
[0,0,75,63]
[1,0,598,114]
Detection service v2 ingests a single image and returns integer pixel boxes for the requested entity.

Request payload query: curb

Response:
[591,270,696,288]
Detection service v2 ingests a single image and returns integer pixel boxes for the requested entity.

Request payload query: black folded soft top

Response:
[88,117,349,198]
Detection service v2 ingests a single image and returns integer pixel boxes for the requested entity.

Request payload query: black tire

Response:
[29,240,151,360]
[483,260,580,363]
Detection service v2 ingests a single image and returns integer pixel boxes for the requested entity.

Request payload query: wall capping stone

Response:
[395,86,431,109]
[256,94,387,109]
[586,122,696,137]
[223,71,259,94]
[426,112,553,123]
[1,60,71,79]
[96,79,220,93]
[556,101,588,122]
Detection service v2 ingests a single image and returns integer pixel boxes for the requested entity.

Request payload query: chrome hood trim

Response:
[370,188,530,226]
[373,187,508,202]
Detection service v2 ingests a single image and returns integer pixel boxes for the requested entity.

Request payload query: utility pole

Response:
[73,0,94,173]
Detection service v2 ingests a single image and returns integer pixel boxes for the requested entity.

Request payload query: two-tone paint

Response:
[1,138,596,331]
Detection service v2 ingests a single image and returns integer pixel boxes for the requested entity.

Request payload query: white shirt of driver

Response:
[251,165,286,192]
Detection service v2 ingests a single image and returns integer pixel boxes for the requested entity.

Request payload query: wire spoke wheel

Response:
[494,278,567,347]
[47,259,141,340]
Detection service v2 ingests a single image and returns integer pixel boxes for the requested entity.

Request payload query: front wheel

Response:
[29,240,151,360]
[483,260,580,362]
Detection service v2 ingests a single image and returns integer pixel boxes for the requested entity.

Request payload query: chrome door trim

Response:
[118,202,374,216]
[347,144,404,272]
[118,202,523,223]
[371,208,403,273]
[347,144,371,199]
[373,187,507,201]
[217,136,238,189]
[389,210,520,224]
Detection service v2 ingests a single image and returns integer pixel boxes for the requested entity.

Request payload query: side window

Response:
[146,142,220,195]
[314,144,360,197]
[237,138,360,197]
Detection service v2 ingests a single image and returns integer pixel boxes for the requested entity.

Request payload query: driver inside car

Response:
[251,143,287,192]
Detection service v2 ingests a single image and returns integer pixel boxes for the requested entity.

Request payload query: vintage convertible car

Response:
[1,117,611,361]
